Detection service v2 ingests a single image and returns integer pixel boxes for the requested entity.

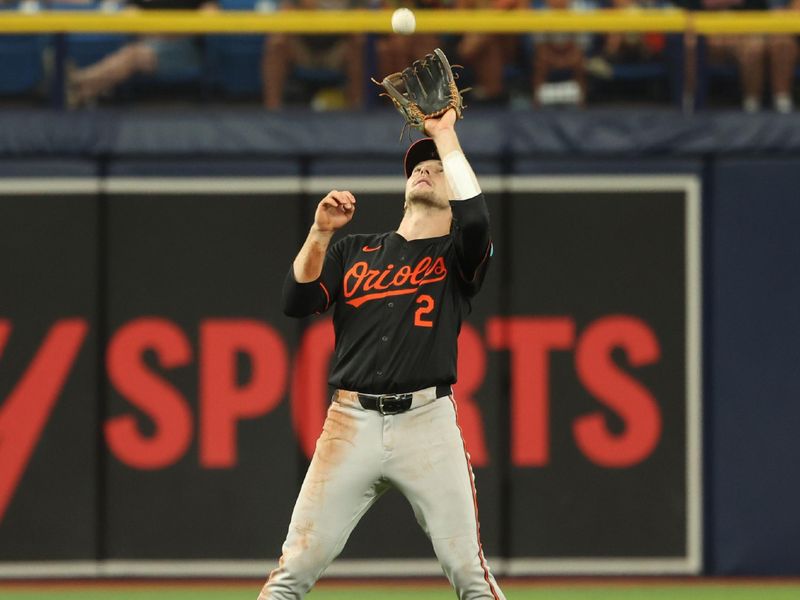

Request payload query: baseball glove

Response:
[375,48,466,134]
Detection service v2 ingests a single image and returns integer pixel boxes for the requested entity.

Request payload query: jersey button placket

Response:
[375,316,392,382]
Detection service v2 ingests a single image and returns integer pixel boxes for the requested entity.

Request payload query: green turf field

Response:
[3,583,800,600]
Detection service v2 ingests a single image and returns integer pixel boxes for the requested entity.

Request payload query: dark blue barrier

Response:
[107,158,300,177]
[0,159,97,177]
[709,158,800,575]
[3,109,800,158]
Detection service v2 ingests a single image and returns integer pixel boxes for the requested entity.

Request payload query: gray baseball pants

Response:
[258,389,504,600]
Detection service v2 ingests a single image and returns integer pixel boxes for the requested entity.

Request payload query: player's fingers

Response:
[324,198,350,214]
[320,197,339,210]
[322,191,339,205]
[330,190,355,211]
[329,190,350,204]
[324,193,343,210]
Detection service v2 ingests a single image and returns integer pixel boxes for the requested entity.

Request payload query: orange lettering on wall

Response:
[199,319,288,468]
[453,323,489,466]
[0,319,88,522]
[291,319,335,460]
[487,317,575,467]
[105,318,193,470]
[573,316,662,467]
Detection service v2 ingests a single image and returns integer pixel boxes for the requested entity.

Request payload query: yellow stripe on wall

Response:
[0,9,798,35]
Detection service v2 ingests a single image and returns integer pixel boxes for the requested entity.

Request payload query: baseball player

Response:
[260,108,504,600]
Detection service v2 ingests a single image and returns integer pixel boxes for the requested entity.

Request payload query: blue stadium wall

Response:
[0,108,798,578]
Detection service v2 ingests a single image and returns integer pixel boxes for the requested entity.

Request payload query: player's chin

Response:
[407,189,448,209]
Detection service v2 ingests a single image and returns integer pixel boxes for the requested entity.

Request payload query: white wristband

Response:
[442,150,481,201]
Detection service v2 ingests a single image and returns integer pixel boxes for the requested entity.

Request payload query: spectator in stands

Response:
[456,0,524,104]
[584,0,666,90]
[676,0,797,112]
[66,0,217,109]
[5,0,33,8]
[597,0,665,66]
[530,0,596,107]
[766,0,799,112]
[376,0,445,80]
[261,0,367,110]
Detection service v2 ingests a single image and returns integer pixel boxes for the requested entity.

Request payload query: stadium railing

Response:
[2,9,800,108]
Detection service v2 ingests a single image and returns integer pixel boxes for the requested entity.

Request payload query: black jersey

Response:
[282,194,492,394]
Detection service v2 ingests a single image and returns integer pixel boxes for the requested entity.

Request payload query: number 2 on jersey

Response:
[414,294,435,328]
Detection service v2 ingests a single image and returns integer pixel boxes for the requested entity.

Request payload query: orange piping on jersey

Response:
[319,281,331,311]
[448,394,502,600]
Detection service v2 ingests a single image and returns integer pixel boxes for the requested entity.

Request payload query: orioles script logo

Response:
[344,257,447,308]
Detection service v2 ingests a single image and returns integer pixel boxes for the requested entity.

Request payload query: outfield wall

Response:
[0,110,798,577]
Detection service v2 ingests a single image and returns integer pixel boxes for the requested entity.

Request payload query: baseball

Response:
[391,8,416,35]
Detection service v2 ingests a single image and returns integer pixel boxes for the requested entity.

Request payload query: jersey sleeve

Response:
[450,193,492,295]
[281,238,346,318]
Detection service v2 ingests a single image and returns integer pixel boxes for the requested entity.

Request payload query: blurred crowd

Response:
[1,0,800,112]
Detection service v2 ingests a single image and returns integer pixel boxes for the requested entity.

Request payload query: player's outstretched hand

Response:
[423,108,457,139]
[313,190,356,233]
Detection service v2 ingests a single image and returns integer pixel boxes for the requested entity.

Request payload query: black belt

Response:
[357,384,452,415]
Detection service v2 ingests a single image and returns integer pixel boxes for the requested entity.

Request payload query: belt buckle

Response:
[377,394,401,415]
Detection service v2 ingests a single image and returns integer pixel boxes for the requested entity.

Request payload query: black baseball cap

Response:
[404,138,440,178]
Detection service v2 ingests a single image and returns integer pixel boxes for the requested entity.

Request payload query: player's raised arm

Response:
[293,190,355,282]
[281,190,355,317]
[425,110,491,285]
